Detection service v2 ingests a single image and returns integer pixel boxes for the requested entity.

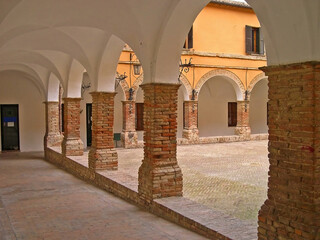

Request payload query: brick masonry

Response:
[121,100,138,148]
[258,62,320,240]
[44,101,63,148]
[138,83,183,201]
[182,100,199,143]
[61,98,83,156]
[235,100,251,140]
[88,92,118,170]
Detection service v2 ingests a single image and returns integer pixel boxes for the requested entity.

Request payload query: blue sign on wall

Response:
[3,117,16,122]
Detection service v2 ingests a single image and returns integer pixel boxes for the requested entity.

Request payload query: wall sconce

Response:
[133,62,141,76]
[191,89,198,101]
[115,71,128,89]
[81,82,91,97]
[178,57,193,81]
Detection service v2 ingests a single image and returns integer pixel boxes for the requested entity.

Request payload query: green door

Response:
[1,105,20,151]
[86,103,92,147]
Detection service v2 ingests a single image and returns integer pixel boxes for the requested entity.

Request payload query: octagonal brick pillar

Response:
[235,100,251,140]
[182,100,199,143]
[44,101,63,148]
[61,98,83,156]
[121,100,138,148]
[138,83,183,201]
[88,92,118,170]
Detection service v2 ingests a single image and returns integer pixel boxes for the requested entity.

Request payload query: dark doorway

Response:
[1,105,20,151]
[86,103,92,147]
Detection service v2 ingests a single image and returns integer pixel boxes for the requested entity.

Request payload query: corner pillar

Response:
[258,62,320,240]
[235,100,251,140]
[121,100,138,148]
[88,92,118,170]
[138,83,183,201]
[61,98,83,156]
[44,101,63,148]
[182,100,199,143]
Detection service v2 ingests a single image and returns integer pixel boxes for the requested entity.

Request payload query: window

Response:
[135,103,144,131]
[245,25,264,55]
[183,26,193,49]
[228,102,237,127]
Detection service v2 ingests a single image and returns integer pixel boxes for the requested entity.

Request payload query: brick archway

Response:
[247,72,267,101]
[195,69,245,101]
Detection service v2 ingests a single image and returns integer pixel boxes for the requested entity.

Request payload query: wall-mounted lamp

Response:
[81,82,91,97]
[178,57,193,81]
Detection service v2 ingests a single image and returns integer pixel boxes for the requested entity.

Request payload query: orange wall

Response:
[194,3,260,55]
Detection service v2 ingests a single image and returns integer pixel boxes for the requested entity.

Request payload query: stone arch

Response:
[117,78,130,100]
[179,74,192,100]
[131,74,144,101]
[195,69,245,101]
[247,72,268,100]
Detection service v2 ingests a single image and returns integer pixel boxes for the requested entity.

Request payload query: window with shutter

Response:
[135,103,144,131]
[228,102,237,127]
[245,25,264,55]
[183,26,193,49]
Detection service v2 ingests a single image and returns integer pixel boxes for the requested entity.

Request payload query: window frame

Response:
[228,102,237,127]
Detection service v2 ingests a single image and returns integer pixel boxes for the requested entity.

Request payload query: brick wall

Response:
[258,62,320,240]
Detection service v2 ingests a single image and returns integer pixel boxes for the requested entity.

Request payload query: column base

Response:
[44,133,63,148]
[121,131,138,149]
[138,163,183,201]
[235,126,251,140]
[182,129,199,143]
[88,148,118,170]
[61,138,83,156]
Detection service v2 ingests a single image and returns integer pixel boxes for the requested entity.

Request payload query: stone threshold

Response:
[45,147,258,240]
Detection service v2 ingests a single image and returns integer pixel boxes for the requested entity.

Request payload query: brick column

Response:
[138,83,183,201]
[88,92,118,170]
[182,100,199,143]
[235,100,251,140]
[258,62,320,240]
[61,98,83,156]
[121,100,138,148]
[44,101,63,148]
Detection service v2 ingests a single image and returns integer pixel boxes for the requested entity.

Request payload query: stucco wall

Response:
[198,77,237,137]
[249,79,268,134]
[0,71,45,152]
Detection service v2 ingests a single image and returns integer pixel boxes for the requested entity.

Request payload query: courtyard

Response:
[118,140,269,227]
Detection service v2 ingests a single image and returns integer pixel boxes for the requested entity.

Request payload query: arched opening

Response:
[198,76,237,137]
[249,78,268,134]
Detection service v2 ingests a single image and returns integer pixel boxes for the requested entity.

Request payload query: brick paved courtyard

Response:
[117,140,269,226]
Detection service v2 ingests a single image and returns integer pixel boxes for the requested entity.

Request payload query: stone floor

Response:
[0,152,206,240]
[0,140,269,239]
[117,140,269,226]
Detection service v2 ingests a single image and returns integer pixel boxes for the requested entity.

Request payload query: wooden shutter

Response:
[245,25,252,54]
[188,26,193,49]
[228,102,237,127]
[135,103,144,131]
[259,28,264,55]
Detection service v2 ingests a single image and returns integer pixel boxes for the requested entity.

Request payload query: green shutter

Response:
[259,28,264,55]
[245,25,252,54]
